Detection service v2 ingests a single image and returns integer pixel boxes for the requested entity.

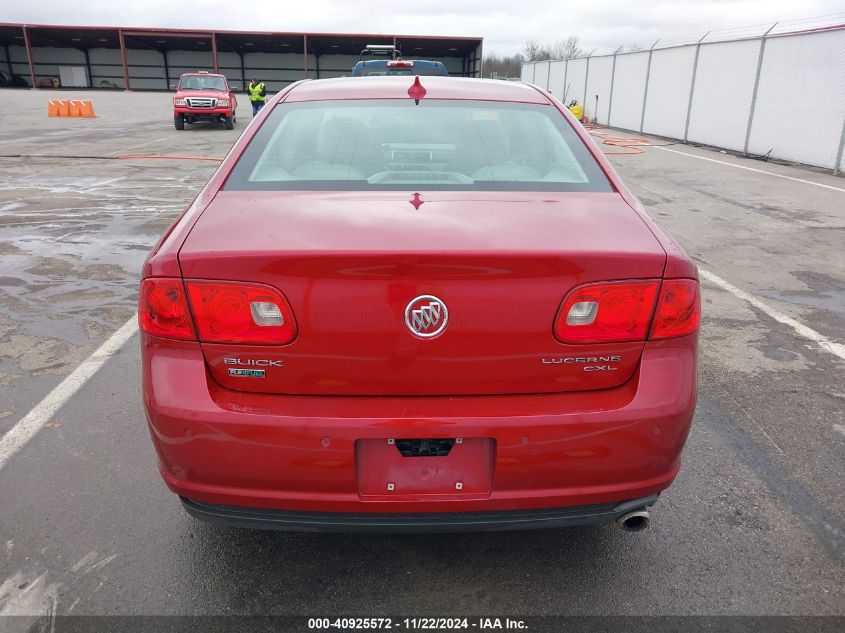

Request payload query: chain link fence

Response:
[521,23,845,174]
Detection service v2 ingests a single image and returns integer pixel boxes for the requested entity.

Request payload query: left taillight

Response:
[138,278,196,341]
[185,280,297,345]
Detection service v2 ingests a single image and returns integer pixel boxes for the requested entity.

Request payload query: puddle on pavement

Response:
[0,159,217,399]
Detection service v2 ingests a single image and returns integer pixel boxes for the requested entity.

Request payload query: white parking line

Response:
[653,147,845,193]
[0,317,138,471]
[699,269,845,361]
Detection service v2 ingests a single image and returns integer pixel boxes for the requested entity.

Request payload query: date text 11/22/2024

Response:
[307,617,527,629]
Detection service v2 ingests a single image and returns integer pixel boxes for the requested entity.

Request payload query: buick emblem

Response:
[404,295,448,338]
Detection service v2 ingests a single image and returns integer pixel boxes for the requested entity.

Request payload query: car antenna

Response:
[408,76,426,105]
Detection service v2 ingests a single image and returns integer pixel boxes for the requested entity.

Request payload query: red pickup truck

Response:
[173,72,238,130]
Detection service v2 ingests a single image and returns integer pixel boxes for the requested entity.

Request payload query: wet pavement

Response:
[0,91,227,433]
[0,89,842,620]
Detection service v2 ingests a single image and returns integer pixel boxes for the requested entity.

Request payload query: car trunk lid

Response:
[178,190,666,396]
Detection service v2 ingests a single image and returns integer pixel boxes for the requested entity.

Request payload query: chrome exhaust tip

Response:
[617,509,651,532]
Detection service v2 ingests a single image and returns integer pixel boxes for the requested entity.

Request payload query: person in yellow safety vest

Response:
[248,78,267,117]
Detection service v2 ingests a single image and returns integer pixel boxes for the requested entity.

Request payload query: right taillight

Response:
[554,280,660,343]
[649,278,701,340]
[554,278,701,344]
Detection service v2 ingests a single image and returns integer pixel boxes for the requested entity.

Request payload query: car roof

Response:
[284,76,551,104]
[180,72,227,78]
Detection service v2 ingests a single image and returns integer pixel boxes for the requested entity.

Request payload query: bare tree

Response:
[552,36,583,60]
[522,36,582,62]
[484,52,526,78]
[522,39,552,62]
[523,39,540,62]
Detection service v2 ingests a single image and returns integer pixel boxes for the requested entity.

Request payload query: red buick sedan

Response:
[140,76,699,533]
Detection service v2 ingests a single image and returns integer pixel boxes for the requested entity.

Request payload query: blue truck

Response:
[351,45,449,77]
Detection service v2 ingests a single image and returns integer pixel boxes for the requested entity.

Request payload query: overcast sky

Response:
[5,0,844,54]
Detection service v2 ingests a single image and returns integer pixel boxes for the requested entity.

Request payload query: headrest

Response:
[316,117,380,164]
[456,119,511,168]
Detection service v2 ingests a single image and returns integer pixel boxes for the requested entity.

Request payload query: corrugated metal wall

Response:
[687,39,759,152]
[9,34,479,92]
[127,48,168,90]
[10,44,126,88]
[607,52,648,132]
[521,27,845,172]
[88,48,124,88]
[217,51,242,90]
[547,60,566,102]
[165,50,212,89]
[32,45,86,76]
[242,52,309,90]
[565,57,587,107]
[311,53,360,79]
[584,55,613,124]
[6,46,469,90]
[531,60,550,96]
[8,46,32,81]
[746,30,845,170]
[641,46,695,139]
[520,62,535,83]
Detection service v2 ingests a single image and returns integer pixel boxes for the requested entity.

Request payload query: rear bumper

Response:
[181,494,659,533]
[143,334,696,518]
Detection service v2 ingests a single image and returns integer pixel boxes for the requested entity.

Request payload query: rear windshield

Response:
[179,75,227,91]
[224,100,612,192]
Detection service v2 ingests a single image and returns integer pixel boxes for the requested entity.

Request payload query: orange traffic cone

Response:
[78,100,95,118]
[48,99,96,118]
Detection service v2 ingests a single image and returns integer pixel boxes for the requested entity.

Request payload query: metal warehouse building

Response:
[0,23,483,91]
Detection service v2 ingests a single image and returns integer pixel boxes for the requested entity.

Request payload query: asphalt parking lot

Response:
[0,89,843,619]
